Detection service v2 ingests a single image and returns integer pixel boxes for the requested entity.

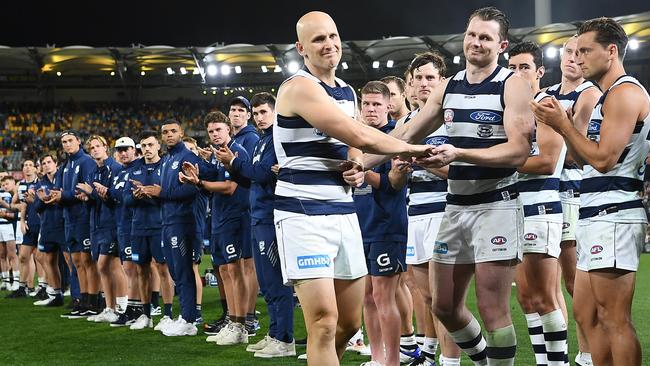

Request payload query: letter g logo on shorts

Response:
[297,255,331,269]
[83,238,91,248]
[377,253,390,267]
[226,244,236,255]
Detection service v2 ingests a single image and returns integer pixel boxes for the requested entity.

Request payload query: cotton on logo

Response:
[491,236,507,245]
[377,253,390,266]
[524,233,538,240]
[590,245,603,254]
[226,244,236,255]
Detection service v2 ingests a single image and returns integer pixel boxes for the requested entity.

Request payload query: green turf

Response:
[1,255,649,365]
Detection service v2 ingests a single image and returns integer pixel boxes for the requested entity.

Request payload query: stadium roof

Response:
[1,11,648,90]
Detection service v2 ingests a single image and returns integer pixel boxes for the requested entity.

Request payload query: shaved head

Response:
[296,11,336,43]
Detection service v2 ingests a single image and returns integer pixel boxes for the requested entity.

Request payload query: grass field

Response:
[1,255,649,365]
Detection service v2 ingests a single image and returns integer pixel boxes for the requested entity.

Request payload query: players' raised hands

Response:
[530,96,572,132]
[179,162,200,185]
[215,145,238,170]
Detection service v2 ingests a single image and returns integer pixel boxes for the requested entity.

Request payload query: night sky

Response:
[4,0,648,47]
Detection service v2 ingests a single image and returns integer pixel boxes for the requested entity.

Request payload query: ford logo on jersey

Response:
[297,255,331,269]
[426,136,449,146]
[590,245,604,254]
[587,120,601,134]
[470,111,501,123]
[491,236,507,245]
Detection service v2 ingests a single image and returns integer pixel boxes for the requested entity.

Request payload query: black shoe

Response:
[45,295,64,307]
[67,298,80,309]
[204,315,230,335]
[34,287,49,300]
[110,312,129,327]
[6,287,28,299]
[80,308,98,317]
[61,305,84,318]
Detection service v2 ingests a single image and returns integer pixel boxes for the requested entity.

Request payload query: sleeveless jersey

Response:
[441,66,518,205]
[544,81,597,205]
[580,75,650,223]
[404,109,449,216]
[517,92,566,220]
[274,68,357,220]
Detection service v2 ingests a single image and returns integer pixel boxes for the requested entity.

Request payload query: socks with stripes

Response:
[540,309,567,366]
[525,312,547,365]
[449,316,488,366]
[400,333,419,353]
[13,270,20,283]
[485,324,517,366]
[422,337,439,362]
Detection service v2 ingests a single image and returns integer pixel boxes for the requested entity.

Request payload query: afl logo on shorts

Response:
[562,222,570,230]
[524,233,537,241]
[590,245,604,254]
[443,109,454,128]
[491,236,507,245]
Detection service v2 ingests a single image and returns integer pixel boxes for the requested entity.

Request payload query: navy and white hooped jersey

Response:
[273,68,357,219]
[544,81,598,205]
[580,75,650,222]
[517,92,567,220]
[404,109,448,217]
[441,66,518,205]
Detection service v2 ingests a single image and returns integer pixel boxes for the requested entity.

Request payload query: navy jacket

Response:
[34,169,65,243]
[160,142,201,226]
[109,158,143,235]
[233,124,260,156]
[87,157,122,239]
[124,159,163,236]
[200,139,250,234]
[230,126,277,225]
[18,178,41,229]
[352,121,408,243]
[57,148,96,226]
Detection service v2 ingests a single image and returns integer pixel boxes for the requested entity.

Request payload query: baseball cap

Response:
[229,96,251,112]
[59,130,80,139]
[115,137,136,149]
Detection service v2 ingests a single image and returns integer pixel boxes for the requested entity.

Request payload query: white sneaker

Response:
[92,308,116,323]
[205,320,232,343]
[162,318,197,337]
[87,313,99,322]
[150,306,161,316]
[254,338,296,358]
[298,353,307,360]
[360,361,383,366]
[63,289,71,297]
[246,335,273,352]
[216,322,248,345]
[155,316,174,332]
[9,282,20,291]
[130,314,153,330]
[29,288,39,297]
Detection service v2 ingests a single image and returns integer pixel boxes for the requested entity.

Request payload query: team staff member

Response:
[47,130,100,318]
[182,111,251,345]
[78,135,127,323]
[229,95,261,332]
[33,154,65,306]
[353,81,409,366]
[144,119,201,336]
[216,92,297,358]
[126,131,174,330]
[104,137,143,326]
